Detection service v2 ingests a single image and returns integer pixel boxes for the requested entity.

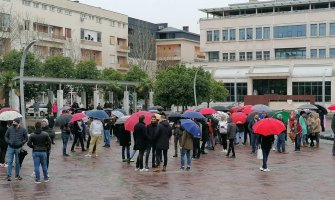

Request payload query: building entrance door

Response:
[253,79,287,95]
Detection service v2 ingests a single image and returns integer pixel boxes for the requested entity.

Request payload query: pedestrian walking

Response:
[192,120,201,159]
[33,100,40,119]
[145,116,158,170]
[41,119,54,168]
[118,124,131,162]
[259,134,274,172]
[218,115,228,154]
[103,119,112,148]
[249,114,260,154]
[153,114,172,172]
[133,115,147,172]
[207,118,216,150]
[0,121,8,167]
[47,101,52,115]
[226,118,237,158]
[180,130,193,170]
[61,123,71,156]
[200,119,209,155]
[27,121,51,183]
[172,121,183,157]
[5,118,28,181]
[86,118,104,157]
[52,102,58,117]
[70,121,86,152]
[235,123,244,145]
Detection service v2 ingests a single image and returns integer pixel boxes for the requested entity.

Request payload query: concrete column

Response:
[57,90,63,116]
[48,91,54,104]
[331,76,335,104]
[149,91,154,108]
[81,91,87,109]
[109,91,114,105]
[133,92,137,112]
[9,89,20,111]
[287,77,293,104]
[247,78,253,95]
[93,90,99,109]
[123,91,129,115]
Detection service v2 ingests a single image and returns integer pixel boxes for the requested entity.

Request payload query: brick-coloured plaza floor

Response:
[0,136,334,200]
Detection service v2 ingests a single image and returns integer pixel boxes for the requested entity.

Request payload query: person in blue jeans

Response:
[276,114,288,153]
[61,123,71,156]
[5,118,28,181]
[103,119,111,148]
[180,131,193,170]
[259,134,274,172]
[27,121,51,183]
[248,114,260,154]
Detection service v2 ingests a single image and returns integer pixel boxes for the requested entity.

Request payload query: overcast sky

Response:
[79,0,248,33]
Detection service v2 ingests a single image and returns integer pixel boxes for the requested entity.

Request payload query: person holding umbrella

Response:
[133,115,147,172]
[331,112,335,156]
[259,134,274,172]
[145,115,158,171]
[249,114,260,154]
[86,118,104,157]
[180,130,193,170]
[172,121,183,157]
[218,115,228,154]
[61,123,71,156]
[70,121,86,153]
[0,121,8,167]
[118,124,131,162]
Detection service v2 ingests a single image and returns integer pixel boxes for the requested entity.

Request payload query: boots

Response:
[153,165,161,172]
[162,166,166,172]
[316,143,319,148]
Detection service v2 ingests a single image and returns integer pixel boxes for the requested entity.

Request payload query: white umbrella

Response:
[252,104,272,113]
[115,116,130,125]
[297,104,318,110]
[0,111,23,121]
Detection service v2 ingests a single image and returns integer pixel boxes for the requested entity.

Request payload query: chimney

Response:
[183,26,189,32]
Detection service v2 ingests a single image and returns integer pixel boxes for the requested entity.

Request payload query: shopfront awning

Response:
[292,64,332,77]
[246,65,290,78]
[213,67,250,79]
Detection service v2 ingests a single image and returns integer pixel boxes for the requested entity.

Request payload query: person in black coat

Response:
[0,121,8,167]
[133,115,147,171]
[153,114,172,172]
[200,119,209,154]
[259,134,274,172]
[145,116,158,170]
[70,121,86,152]
[118,124,131,162]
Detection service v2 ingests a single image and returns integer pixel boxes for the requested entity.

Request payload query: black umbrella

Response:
[313,104,328,115]
[55,114,72,126]
[168,113,183,122]
[212,105,229,112]
[148,106,163,111]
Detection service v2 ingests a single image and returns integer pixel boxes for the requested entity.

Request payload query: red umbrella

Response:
[229,106,243,113]
[242,105,254,115]
[231,112,247,124]
[69,113,87,123]
[328,104,335,110]
[199,108,217,115]
[184,109,195,113]
[125,111,154,132]
[253,118,286,136]
[0,107,18,114]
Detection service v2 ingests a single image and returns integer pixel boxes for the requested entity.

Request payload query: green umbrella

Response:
[272,111,289,122]
[55,114,72,127]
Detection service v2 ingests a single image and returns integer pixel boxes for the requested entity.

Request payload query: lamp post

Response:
[20,40,37,128]
[322,68,327,106]
[193,64,207,107]
[234,71,239,104]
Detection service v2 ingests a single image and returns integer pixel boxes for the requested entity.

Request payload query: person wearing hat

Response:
[5,118,28,181]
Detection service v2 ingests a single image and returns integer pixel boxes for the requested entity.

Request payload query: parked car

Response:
[26,104,48,117]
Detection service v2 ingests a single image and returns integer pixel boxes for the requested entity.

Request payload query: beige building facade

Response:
[0,0,129,71]
[199,0,335,108]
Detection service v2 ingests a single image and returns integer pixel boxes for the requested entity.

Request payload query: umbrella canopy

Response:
[55,114,72,126]
[115,116,131,125]
[252,104,272,113]
[328,104,335,111]
[104,108,113,111]
[242,105,254,115]
[180,119,201,138]
[0,111,22,121]
[253,118,286,136]
[212,111,229,121]
[297,104,318,110]
[211,105,229,112]
[168,113,183,122]
[199,108,217,115]
[247,112,260,122]
[148,110,160,114]
[272,111,290,122]
[69,113,87,123]
[0,107,18,114]
[60,106,72,111]
[148,106,163,111]
[125,111,154,132]
[113,109,127,115]
[86,110,110,120]
[184,109,195,113]
[231,112,247,124]
[182,112,205,119]
[229,106,243,113]
[111,110,125,118]
[313,104,328,115]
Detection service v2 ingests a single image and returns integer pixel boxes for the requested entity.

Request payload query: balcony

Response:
[52,34,66,40]
[194,54,206,62]
[117,45,130,53]
[116,63,129,71]
[81,39,102,47]
[0,26,10,32]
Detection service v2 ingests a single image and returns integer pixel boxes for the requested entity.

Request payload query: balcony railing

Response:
[117,45,130,52]
[52,34,66,40]
[81,39,102,47]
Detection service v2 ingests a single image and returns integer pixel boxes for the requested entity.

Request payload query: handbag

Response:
[289,131,296,140]
[257,147,263,160]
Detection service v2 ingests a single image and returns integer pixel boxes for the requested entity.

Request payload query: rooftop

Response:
[157,27,200,37]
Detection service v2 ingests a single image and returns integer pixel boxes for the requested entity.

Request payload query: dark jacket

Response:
[236,124,245,132]
[104,120,112,130]
[227,122,237,140]
[47,116,55,129]
[259,135,274,150]
[155,120,172,150]
[118,124,131,147]
[42,126,55,140]
[27,129,51,152]
[331,114,335,133]
[70,123,82,135]
[0,124,8,148]
[133,121,147,150]
[5,126,28,148]
[146,122,158,145]
[200,121,209,141]
[248,119,259,134]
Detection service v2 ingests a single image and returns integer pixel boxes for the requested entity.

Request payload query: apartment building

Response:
[199,0,335,107]
[0,0,129,71]
[156,26,205,69]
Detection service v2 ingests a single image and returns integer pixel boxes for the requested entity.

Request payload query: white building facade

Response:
[199,0,335,108]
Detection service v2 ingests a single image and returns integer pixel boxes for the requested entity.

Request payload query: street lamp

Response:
[20,40,37,128]
[234,71,240,104]
[193,64,207,107]
[322,68,327,107]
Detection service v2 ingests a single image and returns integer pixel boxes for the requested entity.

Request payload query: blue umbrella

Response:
[180,119,201,138]
[182,111,205,119]
[86,110,109,120]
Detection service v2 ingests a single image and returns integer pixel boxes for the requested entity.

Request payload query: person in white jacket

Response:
[218,115,228,153]
[85,118,104,157]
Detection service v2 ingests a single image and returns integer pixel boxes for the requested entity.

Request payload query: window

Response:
[263,27,270,39]
[96,18,102,24]
[81,29,102,42]
[22,0,31,6]
[42,4,47,10]
[118,22,121,28]
[319,23,326,36]
[206,31,213,42]
[230,53,235,61]
[50,6,55,12]
[330,48,335,58]
[274,24,306,38]
[224,83,247,102]
[256,28,262,39]
[247,52,253,60]
[256,51,262,60]
[111,21,115,27]
[311,24,318,36]
[222,30,228,41]
[213,30,220,41]
[239,28,245,40]
[123,24,126,29]
[293,81,331,102]
[275,48,306,59]
[33,2,39,8]
[264,51,270,60]
[110,36,115,45]
[330,23,335,35]
[223,53,229,61]
[246,28,253,39]
[24,20,30,30]
[229,29,236,40]
[310,49,317,58]
[208,51,219,61]
[254,79,287,95]
[65,28,71,38]
[65,10,72,15]
[0,13,10,28]
[239,52,246,61]
[319,49,326,58]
